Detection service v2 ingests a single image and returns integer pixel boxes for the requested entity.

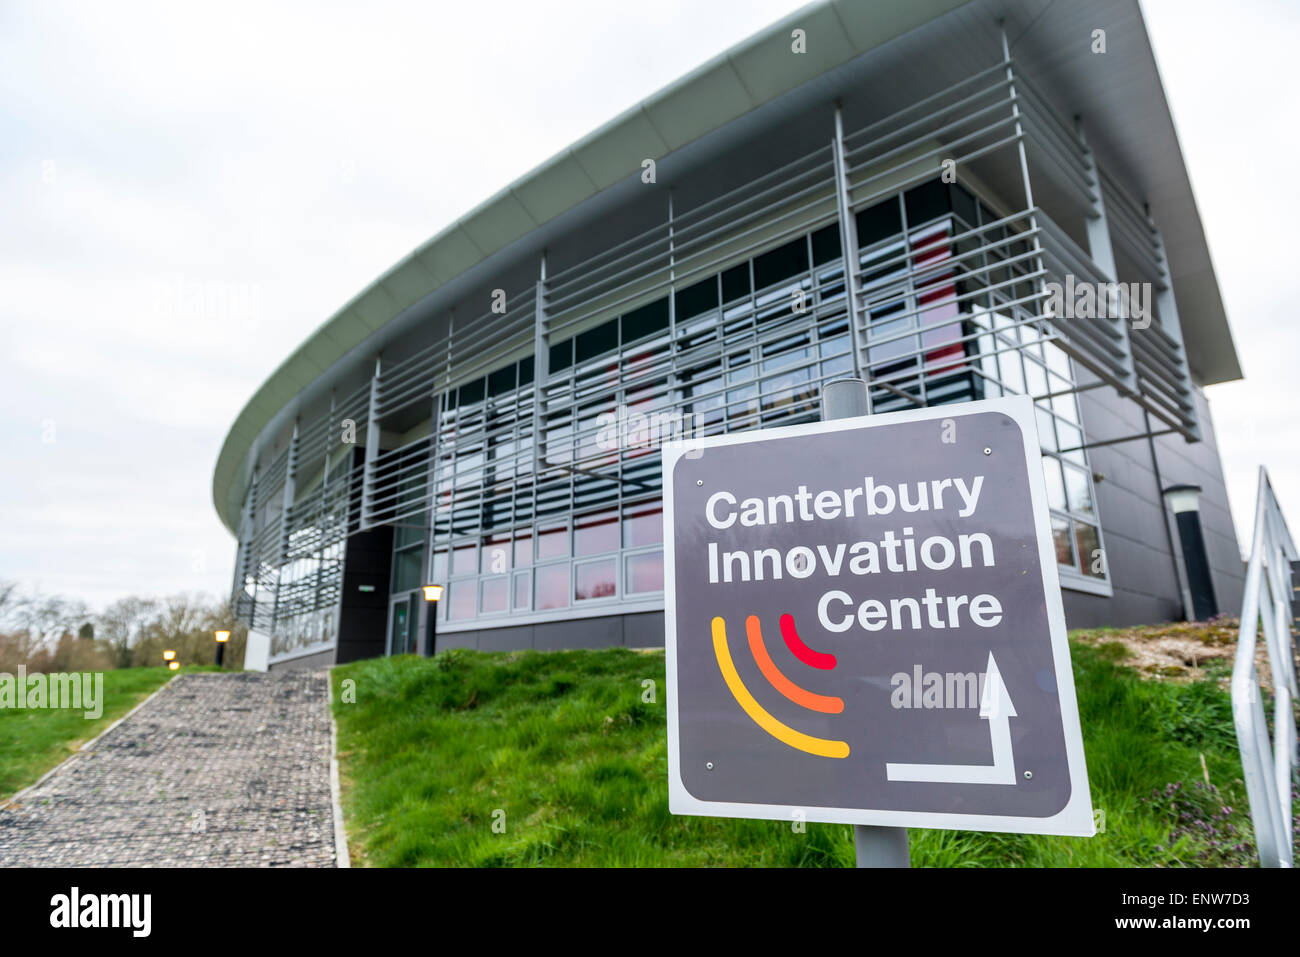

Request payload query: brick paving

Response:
[0,671,340,867]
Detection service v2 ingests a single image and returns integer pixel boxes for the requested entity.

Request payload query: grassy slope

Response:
[332,638,1254,867]
[0,667,178,800]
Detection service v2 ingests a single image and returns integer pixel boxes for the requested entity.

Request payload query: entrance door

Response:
[388,594,418,656]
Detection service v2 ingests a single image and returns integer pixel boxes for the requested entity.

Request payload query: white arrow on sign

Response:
[885,652,1019,785]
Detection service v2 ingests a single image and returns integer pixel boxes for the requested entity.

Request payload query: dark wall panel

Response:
[336,524,395,664]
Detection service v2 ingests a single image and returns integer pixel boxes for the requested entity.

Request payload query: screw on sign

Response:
[662,395,1093,838]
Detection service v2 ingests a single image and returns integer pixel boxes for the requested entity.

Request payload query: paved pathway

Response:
[0,671,341,867]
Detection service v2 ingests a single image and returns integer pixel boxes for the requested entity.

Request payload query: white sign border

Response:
[662,395,1095,837]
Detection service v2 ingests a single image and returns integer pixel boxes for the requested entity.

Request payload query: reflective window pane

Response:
[575,559,617,601]
[1041,458,1067,511]
[1075,522,1103,577]
[623,503,663,547]
[481,535,511,575]
[574,509,619,556]
[452,542,477,577]
[537,522,569,560]
[448,581,476,620]
[480,577,508,614]
[1051,516,1074,566]
[392,549,421,594]
[1064,465,1094,515]
[513,531,533,568]
[625,551,664,594]
[513,571,531,610]
[535,563,569,610]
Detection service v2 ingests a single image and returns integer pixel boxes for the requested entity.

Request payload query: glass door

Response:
[388,595,417,656]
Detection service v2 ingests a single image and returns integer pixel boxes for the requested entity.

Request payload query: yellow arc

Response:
[711,616,850,759]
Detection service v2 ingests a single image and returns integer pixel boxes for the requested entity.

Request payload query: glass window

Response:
[513,531,532,568]
[448,581,476,620]
[856,198,902,248]
[1074,523,1102,577]
[480,577,508,614]
[452,542,477,576]
[549,338,573,374]
[1064,465,1094,515]
[721,263,750,303]
[392,549,421,594]
[430,548,448,583]
[575,558,617,601]
[537,522,569,559]
[458,378,485,406]
[1035,406,1057,451]
[626,551,664,594]
[1051,516,1074,566]
[675,278,718,322]
[574,509,619,556]
[810,224,841,266]
[622,298,669,343]
[576,318,619,363]
[535,563,569,610]
[481,534,511,575]
[513,571,531,610]
[623,503,663,547]
[1042,458,1067,512]
[753,237,809,292]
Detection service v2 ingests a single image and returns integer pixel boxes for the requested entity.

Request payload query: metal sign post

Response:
[663,384,1094,855]
[822,380,908,868]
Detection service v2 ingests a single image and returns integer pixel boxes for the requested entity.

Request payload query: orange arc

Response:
[745,616,844,714]
[711,617,850,759]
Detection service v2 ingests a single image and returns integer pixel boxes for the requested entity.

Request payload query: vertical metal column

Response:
[1146,212,1201,441]
[270,422,300,633]
[235,457,260,623]
[667,192,683,422]
[1076,122,1118,283]
[831,104,868,389]
[360,356,382,530]
[313,393,335,616]
[532,254,550,480]
[422,354,444,656]
[821,377,910,869]
[1074,119,1138,397]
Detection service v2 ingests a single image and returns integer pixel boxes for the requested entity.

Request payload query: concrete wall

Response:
[1063,376,1244,629]
[269,647,335,672]
[436,612,665,653]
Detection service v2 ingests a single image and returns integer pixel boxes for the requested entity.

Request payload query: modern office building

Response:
[214,0,1245,671]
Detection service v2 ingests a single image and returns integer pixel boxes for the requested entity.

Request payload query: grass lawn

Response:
[331,629,1261,867]
[0,667,180,800]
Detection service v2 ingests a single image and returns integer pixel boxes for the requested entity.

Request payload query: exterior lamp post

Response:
[168,661,180,671]
[422,585,444,658]
[163,650,176,662]
[214,630,231,667]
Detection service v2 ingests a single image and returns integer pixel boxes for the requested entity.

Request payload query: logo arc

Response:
[710,615,849,759]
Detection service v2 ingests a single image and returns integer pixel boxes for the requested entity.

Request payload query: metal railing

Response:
[1233,466,1299,867]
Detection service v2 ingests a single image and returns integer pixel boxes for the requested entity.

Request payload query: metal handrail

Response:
[1233,466,1299,867]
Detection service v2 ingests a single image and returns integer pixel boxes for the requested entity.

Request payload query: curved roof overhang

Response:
[213,0,1241,534]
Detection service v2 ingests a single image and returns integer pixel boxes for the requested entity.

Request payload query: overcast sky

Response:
[1,0,1296,611]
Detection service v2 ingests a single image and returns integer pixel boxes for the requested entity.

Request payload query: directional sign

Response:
[662,396,1093,835]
